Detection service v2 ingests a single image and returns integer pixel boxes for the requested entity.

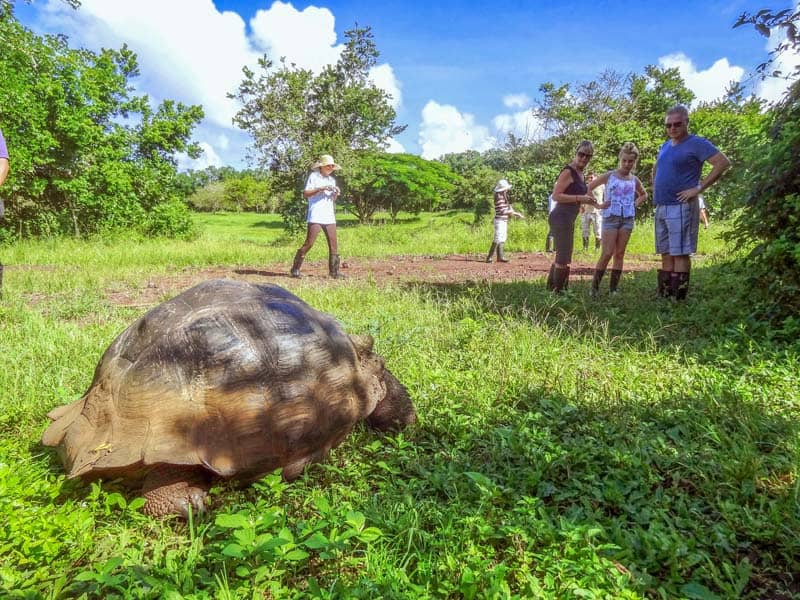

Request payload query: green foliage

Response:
[344,152,459,222]
[727,79,800,338]
[690,95,768,215]
[0,10,203,239]
[187,181,227,213]
[505,164,562,215]
[142,198,196,239]
[223,174,273,213]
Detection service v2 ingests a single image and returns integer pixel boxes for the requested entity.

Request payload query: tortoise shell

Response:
[42,279,406,484]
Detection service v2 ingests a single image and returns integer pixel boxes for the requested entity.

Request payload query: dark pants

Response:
[298,223,338,256]
[549,205,579,265]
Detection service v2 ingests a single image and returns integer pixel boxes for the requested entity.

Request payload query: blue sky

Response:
[15,0,798,169]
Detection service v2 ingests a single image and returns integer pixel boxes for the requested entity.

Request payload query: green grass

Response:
[0,211,797,599]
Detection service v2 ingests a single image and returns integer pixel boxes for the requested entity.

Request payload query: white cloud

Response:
[503,93,530,109]
[385,137,406,153]
[754,10,800,104]
[418,101,495,160]
[178,142,223,171]
[658,52,745,104]
[249,1,342,72]
[492,110,546,141]
[43,0,256,128]
[370,63,402,110]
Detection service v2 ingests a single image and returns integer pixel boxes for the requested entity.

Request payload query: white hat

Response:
[312,154,341,170]
[494,179,512,192]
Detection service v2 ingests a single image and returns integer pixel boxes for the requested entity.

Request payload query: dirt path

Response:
[101,251,659,307]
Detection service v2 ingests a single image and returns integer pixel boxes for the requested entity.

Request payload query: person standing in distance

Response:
[0,128,9,298]
[653,105,730,299]
[485,178,524,263]
[290,154,344,279]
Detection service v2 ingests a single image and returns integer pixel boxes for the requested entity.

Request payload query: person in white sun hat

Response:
[290,154,345,279]
[485,178,524,263]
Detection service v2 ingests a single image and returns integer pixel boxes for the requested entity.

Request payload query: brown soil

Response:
[102,251,658,308]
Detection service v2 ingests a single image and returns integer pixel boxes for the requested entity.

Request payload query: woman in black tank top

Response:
[546,140,598,292]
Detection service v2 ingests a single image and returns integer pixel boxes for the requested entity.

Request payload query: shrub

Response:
[141,199,197,239]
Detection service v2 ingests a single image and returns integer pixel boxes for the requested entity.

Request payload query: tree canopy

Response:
[0,5,203,238]
[343,152,459,223]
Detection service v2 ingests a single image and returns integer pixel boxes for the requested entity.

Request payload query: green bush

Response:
[142,199,197,239]
[728,80,800,339]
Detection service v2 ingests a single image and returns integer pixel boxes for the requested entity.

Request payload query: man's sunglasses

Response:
[665,121,684,129]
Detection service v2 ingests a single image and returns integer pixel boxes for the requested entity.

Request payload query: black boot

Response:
[329,254,345,279]
[609,269,622,293]
[486,243,497,263]
[546,264,555,290]
[656,269,671,298]
[671,271,690,300]
[497,243,509,263]
[590,268,605,297]
[290,250,304,278]
[552,265,570,293]
[582,236,589,251]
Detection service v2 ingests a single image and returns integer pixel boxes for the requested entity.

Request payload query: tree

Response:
[726,7,800,337]
[343,152,459,223]
[0,7,203,238]
[224,174,273,213]
[230,26,405,231]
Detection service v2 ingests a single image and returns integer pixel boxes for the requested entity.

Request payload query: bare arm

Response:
[676,151,731,201]
[634,176,648,207]
[0,158,8,187]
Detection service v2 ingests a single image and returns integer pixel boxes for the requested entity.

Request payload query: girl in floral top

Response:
[588,142,648,295]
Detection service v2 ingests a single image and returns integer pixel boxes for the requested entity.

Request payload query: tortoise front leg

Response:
[141,465,211,518]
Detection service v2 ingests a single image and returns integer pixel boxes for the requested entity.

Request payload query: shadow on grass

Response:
[249,220,286,230]
[316,378,800,598]
[403,259,770,359]
[234,268,292,278]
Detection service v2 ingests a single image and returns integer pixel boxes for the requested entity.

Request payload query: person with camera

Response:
[290,154,345,279]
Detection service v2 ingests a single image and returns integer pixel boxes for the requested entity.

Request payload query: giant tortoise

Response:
[42,279,416,517]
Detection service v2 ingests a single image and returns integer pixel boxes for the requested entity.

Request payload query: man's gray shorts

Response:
[654,201,699,256]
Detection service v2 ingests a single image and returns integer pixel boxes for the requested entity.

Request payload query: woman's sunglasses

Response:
[577,151,593,159]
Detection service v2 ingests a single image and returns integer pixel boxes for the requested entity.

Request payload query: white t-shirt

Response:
[305,170,338,224]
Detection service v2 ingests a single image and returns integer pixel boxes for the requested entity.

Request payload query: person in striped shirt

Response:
[486,179,524,263]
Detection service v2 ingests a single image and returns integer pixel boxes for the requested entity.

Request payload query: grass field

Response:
[1,211,798,599]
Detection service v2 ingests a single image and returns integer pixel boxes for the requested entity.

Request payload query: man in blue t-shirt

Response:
[0,128,9,299]
[653,105,730,299]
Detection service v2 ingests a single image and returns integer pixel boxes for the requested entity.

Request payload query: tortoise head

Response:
[350,334,417,432]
